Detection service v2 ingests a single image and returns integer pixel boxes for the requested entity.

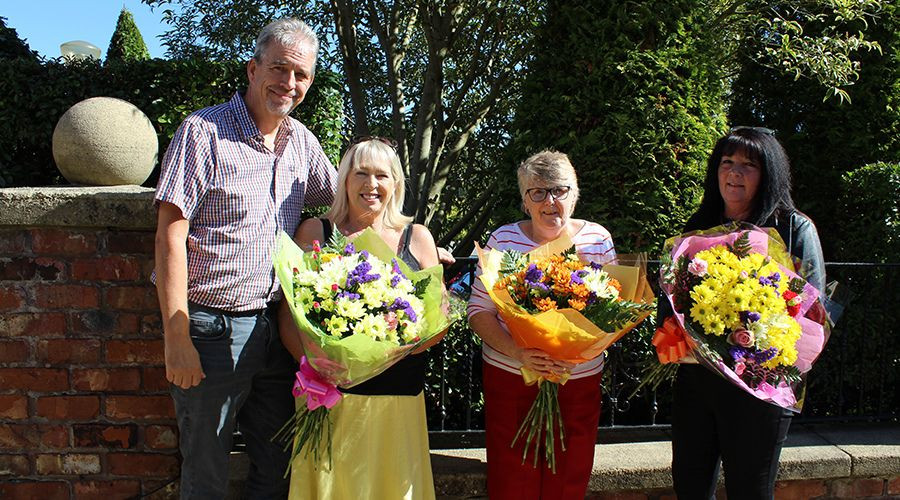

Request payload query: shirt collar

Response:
[229,91,297,142]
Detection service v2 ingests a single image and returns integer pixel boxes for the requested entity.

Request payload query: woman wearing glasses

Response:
[664,127,825,499]
[280,137,445,500]
[468,150,616,499]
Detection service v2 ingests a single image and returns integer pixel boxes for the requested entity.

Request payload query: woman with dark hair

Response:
[665,127,825,499]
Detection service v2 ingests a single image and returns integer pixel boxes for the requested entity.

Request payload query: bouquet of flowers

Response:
[476,234,655,472]
[652,222,829,411]
[272,229,450,469]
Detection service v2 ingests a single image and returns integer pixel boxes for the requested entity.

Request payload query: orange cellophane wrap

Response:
[476,235,655,384]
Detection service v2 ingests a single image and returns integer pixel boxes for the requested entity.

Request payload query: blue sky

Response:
[4,1,171,59]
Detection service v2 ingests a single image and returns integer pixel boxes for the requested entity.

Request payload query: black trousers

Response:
[671,364,792,500]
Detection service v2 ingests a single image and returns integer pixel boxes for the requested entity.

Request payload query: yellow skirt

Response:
[288,391,436,500]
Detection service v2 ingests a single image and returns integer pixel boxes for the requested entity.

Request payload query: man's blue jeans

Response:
[171,302,297,499]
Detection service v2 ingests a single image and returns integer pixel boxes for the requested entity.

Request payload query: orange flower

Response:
[568,298,586,311]
[609,278,622,297]
[571,283,591,301]
[534,297,558,311]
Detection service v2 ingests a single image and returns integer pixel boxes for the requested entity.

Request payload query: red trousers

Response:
[483,361,602,500]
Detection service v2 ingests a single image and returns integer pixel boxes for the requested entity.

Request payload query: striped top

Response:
[467,220,617,378]
[154,92,338,312]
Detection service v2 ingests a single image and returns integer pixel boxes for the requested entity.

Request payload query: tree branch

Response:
[365,0,411,173]
[331,0,370,135]
[436,180,498,247]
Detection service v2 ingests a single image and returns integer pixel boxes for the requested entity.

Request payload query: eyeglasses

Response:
[351,135,398,151]
[729,126,775,136]
[525,185,571,203]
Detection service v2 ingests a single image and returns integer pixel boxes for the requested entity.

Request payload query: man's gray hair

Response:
[253,18,319,68]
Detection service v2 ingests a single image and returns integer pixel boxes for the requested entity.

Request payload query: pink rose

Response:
[729,328,755,348]
[734,361,746,376]
[688,257,708,277]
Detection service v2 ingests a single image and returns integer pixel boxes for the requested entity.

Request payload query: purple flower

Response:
[729,346,750,362]
[360,250,370,260]
[336,291,361,301]
[391,258,405,277]
[524,264,543,283]
[589,261,603,270]
[523,263,549,294]
[739,311,761,324]
[389,259,408,288]
[343,242,356,255]
[752,347,778,364]
[730,345,777,365]
[570,269,587,285]
[388,297,418,323]
[758,272,781,288]
[346,261,381,288]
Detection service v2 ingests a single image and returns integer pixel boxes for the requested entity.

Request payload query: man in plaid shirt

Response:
[153,18,337,498]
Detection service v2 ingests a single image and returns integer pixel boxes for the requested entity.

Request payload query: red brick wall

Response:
[0,226,177,499]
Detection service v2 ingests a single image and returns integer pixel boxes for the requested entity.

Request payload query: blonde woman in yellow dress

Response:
[279,137,446,499]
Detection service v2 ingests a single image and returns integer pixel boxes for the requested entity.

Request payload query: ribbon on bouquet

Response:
[520,367,571,386]
[652,316,691,364]
[293,356,341,411]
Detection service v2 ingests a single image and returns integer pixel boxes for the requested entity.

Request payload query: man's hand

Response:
[155,202,201,389]
[165,334,205,389]
[437,246,455,265]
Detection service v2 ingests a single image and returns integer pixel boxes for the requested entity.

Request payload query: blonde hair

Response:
[517,150,580,204]
[324,139,413,230]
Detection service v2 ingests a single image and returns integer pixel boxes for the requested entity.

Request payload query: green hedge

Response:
[837,162,900,263]
[0,57,344,187]
[501,0,727,255]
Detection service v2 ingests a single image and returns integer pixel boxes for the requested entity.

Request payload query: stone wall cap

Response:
[0,186,157,229]
[228,424,900,497]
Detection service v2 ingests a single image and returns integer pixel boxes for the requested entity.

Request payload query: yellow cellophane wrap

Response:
[476,234,655,382]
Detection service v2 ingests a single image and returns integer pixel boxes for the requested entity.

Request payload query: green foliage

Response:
[730,3,900,261]
[837,162,900,262]
[142,0,325,61]
[0,16,39,61]
[727,231,753,259]
[0,58,343,187]
[106,8,151,63]
[504,0,727,254]
[748,0,883,103]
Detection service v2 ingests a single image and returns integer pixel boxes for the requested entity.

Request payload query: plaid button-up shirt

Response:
[154,92,337,312]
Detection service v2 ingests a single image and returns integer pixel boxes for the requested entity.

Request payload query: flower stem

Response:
[511,381,565,473]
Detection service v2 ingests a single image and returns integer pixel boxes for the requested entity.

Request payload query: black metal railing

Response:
[425,259,900,444]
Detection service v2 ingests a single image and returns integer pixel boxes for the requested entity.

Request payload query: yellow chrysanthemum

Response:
[690,283,717,304]
[727,283,754,310]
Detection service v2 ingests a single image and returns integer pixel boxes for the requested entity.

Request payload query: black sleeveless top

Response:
[320,219,428,396]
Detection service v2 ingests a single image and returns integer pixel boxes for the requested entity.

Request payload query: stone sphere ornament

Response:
[52,97,158,186]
